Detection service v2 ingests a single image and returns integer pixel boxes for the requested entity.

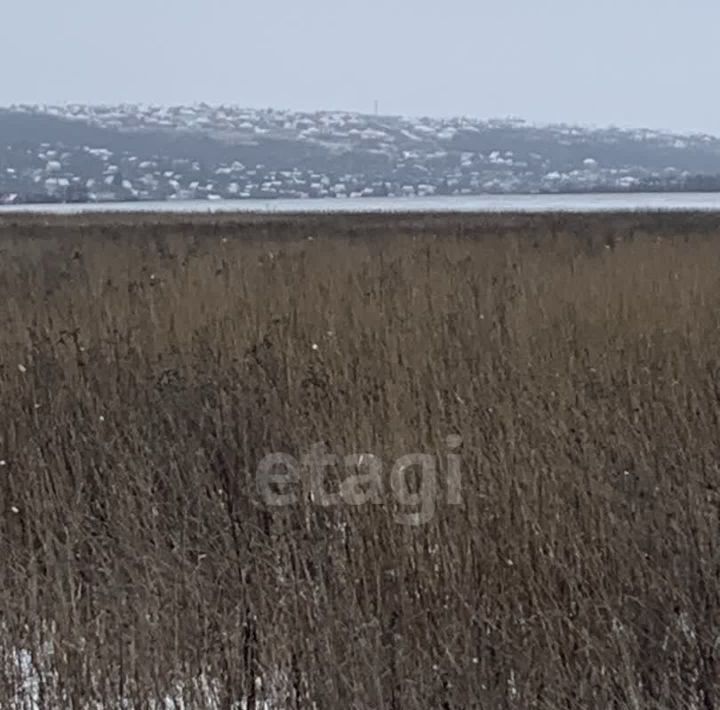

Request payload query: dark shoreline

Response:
[2,208,720,240]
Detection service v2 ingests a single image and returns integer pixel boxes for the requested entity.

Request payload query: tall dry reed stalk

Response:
[1,212,720,708]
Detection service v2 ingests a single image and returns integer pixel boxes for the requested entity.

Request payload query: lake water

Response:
[3,192,720,215]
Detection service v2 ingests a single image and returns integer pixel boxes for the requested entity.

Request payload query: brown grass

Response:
[1,211,720,708]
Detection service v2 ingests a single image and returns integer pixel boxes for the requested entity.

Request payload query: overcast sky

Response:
[2,0,719,134]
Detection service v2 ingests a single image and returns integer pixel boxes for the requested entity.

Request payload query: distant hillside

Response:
[3,105,720,204]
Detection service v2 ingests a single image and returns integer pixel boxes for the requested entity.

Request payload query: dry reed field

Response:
[2,211,720,709]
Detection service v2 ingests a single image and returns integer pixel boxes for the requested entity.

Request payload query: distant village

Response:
[2,104,720,205]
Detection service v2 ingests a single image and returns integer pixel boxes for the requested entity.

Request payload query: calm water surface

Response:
[3,193,720,215]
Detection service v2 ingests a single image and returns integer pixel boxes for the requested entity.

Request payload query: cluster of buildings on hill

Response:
[2,105,720,204]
